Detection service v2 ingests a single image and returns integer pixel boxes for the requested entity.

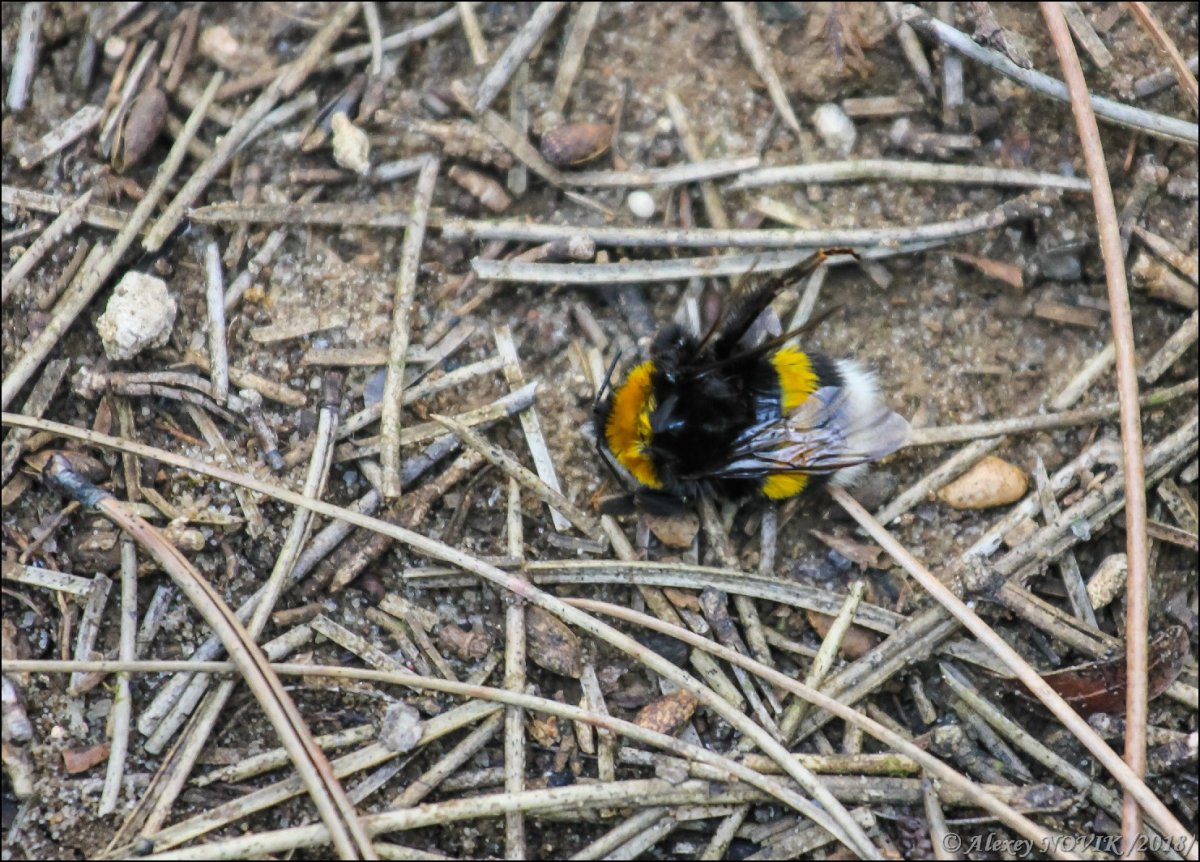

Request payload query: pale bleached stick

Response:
[1,189,93,303]
[547,2,602,116]
[723,2,802,137]
[381,155,440,499]
[5,2,44,111]
[494,326,571,531]
[202,239,229,403]
[473,2,567,114]
[98,540,137,815]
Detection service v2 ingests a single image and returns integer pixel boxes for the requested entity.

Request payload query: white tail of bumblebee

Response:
[830,358,909,487]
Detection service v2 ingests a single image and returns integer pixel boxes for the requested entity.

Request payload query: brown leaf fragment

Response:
[1019,626,1189,716]
[62,743,109,774]
[948,251,1024,290]
[810,529,885,570]
[448,165,511,212]
[805,610,880,658]
[635,689,698,736]
[436,623,491,661]
[529,714,560,747]
[646,511,700,548]
[525,606,583,678]
[662,587,701,612]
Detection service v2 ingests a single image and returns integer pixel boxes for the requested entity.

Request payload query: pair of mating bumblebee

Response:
[594,249,909,514]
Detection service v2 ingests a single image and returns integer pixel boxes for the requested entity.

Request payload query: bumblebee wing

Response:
[696,385,909,481]
[702,249,850,359]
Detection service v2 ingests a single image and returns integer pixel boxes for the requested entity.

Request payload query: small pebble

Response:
[330,112,370,175]
[937,455,1028,509]
[812,103,857,156]
[198,24,251,73]
[96,271,176,361]
[1087,553,1127,609]
[627,190,656,220]
[379,702,423,752]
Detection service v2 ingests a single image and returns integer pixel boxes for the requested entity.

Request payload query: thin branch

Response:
[547,3,602,116]
[901,4,1198,145]
[6,2,45,111]
[457,1,489,65]
[905,380,1196,447]
[729,159,1090,192]
[191,190,1052,248]
[723,2,803,137]
[1041,6,1152,855]
[201,239,229,403]
[473,2,567,114]
[381,155,440,499]
[1127,2,1198,116]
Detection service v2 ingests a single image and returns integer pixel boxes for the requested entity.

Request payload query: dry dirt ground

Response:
[2,2,1197,859]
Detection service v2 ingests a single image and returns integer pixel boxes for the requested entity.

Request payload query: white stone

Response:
[627,190,656,220]
[96,271,177,360]
[331,112,370,175]
[812,103,857,156]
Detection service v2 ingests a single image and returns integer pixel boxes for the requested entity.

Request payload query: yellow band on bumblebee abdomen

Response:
[761,348,819,499]
[762,471,809,499]
[771,347,817,413]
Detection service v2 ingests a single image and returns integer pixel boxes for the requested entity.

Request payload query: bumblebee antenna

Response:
[593,350,622,411]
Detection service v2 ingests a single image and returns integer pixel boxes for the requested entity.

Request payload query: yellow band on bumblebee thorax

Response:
[604,361,663,489]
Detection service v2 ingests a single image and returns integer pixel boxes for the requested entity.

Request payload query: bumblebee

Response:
[594,249,910,513]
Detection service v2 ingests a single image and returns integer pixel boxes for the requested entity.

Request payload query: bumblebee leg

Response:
[636,490,693,517]
[597,493,640,515]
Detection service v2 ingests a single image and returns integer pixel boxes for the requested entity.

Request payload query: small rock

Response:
[627,190,656,220]
[379,701,423,752]
[525,606,582,678]
[1001,515,1038,548]
[937,456,1028,509]
[96,271,176,361]
[103,36,127,61]
[198,24,255,73]
[811,103,857,156]
[1087,553,1127,610]
[645,511,699,548]
[330,112,370,175]
[62,743,109,774]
